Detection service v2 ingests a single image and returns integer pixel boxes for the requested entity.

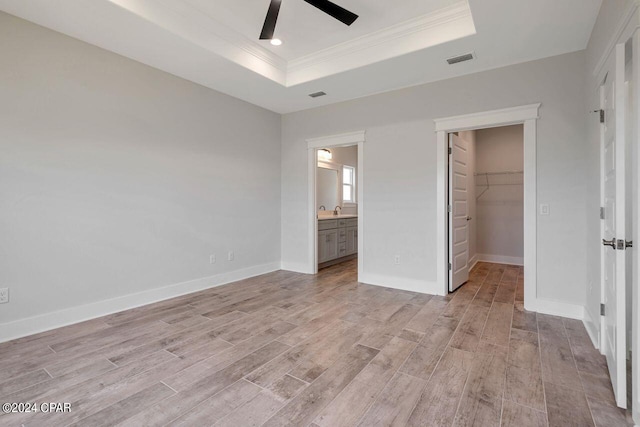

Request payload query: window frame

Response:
[342,165,356,204]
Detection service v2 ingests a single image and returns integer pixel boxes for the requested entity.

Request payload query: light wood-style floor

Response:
[0,261,632,426]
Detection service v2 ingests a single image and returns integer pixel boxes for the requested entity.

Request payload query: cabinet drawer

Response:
[338,242,347,256]
[337,219,349,228]
[318,220,338,230]
[346,219,358,227]
[338,229,347,243]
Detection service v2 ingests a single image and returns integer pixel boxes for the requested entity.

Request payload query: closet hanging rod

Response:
[474,170,523,176]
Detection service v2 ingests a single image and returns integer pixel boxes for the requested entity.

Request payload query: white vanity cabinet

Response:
[318,217,357,267]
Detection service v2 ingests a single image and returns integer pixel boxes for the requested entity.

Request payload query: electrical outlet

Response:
[540,204,550,216]
[0,288,8,304]
[210,254,216,264]
[394,255,400,265]
[228,251,234,261]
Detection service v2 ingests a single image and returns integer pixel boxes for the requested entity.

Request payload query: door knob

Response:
[602,238,616,249]
[466,217,472,221]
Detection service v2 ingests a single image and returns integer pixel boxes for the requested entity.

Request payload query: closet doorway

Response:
[448,125,524,292]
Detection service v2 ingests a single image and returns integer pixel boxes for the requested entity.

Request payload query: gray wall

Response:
[282,51,588,306]
[0,12,282,325]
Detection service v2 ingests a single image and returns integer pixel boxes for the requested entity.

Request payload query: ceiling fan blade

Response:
[260,0,282,40]
[303,0,358,26]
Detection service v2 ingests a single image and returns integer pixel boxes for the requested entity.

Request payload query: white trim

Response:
[280,262,311,274]
[523,119,538,312]
[633,28,640,427]
[306,131,366,279]
[360,273,440,295]
[531,298,585,320]
[469,254,479,271]
[584,307,600,350]
[592,0,640,79]
[434,104,541,133]
[0,262,281,344]
[435,104,540,308]
[475,254,524,266]
[307,131,366,149]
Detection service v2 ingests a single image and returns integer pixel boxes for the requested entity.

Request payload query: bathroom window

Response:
[343,166,356,203]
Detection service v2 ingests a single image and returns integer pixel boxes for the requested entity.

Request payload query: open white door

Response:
[449,133,470,292]
[600,48,628,408]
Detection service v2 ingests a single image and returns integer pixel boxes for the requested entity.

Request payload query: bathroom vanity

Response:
[318,216,358,268]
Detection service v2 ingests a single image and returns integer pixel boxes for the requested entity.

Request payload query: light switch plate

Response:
[0,288,8,304]
[540,204,550,216]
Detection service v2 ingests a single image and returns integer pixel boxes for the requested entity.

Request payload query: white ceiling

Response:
[183,0,462,60]
[0,0,602,114]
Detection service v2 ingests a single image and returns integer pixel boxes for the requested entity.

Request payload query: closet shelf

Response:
[475,171,523,200]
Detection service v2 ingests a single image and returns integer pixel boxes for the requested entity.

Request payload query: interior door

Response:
[449,133,470,292]
[601,47,627,408]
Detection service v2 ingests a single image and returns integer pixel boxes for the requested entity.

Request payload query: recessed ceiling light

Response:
[270,39,282,46]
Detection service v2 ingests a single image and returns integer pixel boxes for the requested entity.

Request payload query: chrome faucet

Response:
[333,206,342,216]
[319,205,326,211]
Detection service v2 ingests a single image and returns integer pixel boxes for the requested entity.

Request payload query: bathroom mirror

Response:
[317,165,340,211]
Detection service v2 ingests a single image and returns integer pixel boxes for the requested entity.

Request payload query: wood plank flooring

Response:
[0,261,632,426]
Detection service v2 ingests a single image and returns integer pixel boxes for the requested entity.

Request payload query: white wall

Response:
[282,51,588,307]
[0,12,282,336]
[583,0,636,345]
[475,125,524,264]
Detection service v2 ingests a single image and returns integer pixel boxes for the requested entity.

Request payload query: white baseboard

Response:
[280,262,314,274]
[476,254,524,266]
[360,273,442,296]
[583,307,600,350]
[531,297,584,320]
[469,254,479,271]
[0,262,281,344]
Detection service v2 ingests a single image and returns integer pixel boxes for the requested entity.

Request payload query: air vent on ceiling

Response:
[309,91,327,98]
[446,52,475,65]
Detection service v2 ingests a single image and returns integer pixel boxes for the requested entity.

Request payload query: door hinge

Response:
[600,207,605,220]
[600,303,605,316]
[448,147,452,155]
[448,263,452,271]
[447,205,452,213]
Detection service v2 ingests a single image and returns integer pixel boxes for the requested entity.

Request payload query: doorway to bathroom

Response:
[306,131,365,278]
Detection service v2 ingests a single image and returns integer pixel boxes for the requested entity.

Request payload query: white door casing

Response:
[449,133,470,291]
[600,46,628,409]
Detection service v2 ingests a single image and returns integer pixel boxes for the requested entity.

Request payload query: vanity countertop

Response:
[318,214,358,220]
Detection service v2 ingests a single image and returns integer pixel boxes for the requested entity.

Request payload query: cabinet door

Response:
[318,230,328,263]
[346,226,358,255]
[325,229,338,261]
[318,229,339,263]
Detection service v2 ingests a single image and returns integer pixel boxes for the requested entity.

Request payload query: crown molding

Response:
[285,1,475,86]
[288,1,472,73]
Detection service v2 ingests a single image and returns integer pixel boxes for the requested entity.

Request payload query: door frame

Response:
[306,131,365,278]
[435,104,540,312]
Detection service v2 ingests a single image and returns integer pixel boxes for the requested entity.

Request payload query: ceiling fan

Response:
[259,0,359,40]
